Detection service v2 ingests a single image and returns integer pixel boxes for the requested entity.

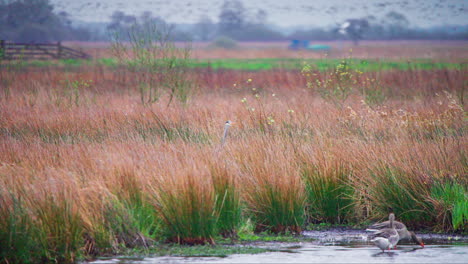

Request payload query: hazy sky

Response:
[51,0,467,28]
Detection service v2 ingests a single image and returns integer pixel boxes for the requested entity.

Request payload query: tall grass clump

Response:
[80,195,117,257]
[33,192,84,263]
[100,199,148,248]
[210,162,242,238]
[239,143,306,234]
[0,163,88,263]
[111,167,159,243]
[363,165,434,228]
[80,192,151,257]
[0,190,41,264]
[0,183,84,263]
[150,170,218,245]
[430,182,468,231]
[81,167,158,255]
[301,159,354,224]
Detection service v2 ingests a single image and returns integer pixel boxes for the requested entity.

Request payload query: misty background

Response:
[0,0,467,43]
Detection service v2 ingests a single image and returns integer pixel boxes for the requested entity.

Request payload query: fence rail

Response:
[0,40,91,60]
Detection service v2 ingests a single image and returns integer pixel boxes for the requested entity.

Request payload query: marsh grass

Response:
[101,199,147,248]
[110,168,158,246]
[301,160,354,224]
[134,113,210,144]
[249,183,305,234]
[0,192,41,264]
[81,202,116,257]
[0,53,466,263]
[81,194,145,257]
[239,144,306,234]
[0,183,84,263]
[151,169,219,245]
[431,182,468,231]
[363,165,434,228]
[211,162,242,238]
[34,193,83,263]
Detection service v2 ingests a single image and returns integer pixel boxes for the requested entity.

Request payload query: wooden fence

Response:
[0,40,91,60]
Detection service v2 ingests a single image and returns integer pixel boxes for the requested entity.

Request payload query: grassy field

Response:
[0,41,467,263]
[10,57,467,72]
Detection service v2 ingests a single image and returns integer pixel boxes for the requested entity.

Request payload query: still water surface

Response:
[92,244,467,263]
[90,230,467,264]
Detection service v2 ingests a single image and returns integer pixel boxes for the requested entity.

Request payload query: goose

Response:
[369,213,400,251]
[367,216,424,248]
[371,237,392,252]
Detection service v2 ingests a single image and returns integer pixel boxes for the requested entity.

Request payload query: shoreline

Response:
[86,228,468,263]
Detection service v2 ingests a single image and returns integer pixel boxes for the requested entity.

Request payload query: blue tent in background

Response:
[289,40,330,51]
[289,40,309,50]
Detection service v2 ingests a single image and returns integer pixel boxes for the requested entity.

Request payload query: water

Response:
[90,230,468,264]
[91,244,468,264]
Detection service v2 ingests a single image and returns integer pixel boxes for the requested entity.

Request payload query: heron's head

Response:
[225,120,233,126]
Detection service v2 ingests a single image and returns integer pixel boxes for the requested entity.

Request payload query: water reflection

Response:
[372,251,398,257]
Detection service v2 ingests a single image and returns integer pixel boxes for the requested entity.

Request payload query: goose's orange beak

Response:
[420,243,425,248]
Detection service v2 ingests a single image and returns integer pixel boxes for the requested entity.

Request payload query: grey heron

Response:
[221,120,232,146]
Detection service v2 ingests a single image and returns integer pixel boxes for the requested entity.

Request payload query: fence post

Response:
[0,40,5,59]
[57,41,62,59]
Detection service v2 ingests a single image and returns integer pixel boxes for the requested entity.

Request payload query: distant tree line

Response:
[0,0,466,43]
[208,2,468,42]
[106,10,192,42]
[0,0,90,42]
